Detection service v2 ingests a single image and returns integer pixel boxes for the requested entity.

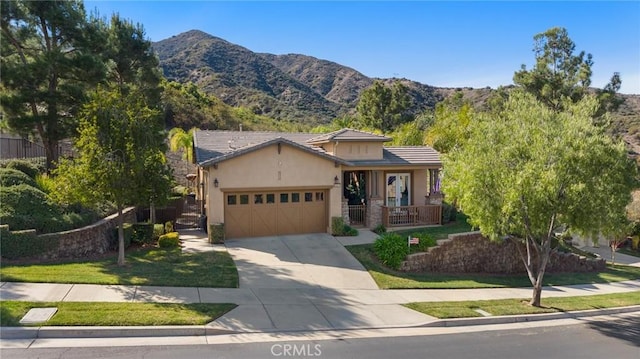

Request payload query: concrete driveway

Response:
[224,233,378,289]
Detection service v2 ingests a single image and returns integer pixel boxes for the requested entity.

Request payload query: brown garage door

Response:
[224,190,327,239]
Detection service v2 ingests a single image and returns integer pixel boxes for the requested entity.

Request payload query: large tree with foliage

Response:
[513,27,622,115]
[356,80,411,132]
[102,13,162,103]
[54,87,170,266]
[0,0,105,171]
[442,91,637,306]
[424,93,474,153]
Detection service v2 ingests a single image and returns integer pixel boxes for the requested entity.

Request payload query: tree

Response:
[1,0,105,171]
[168,127,197,163]
[442,91,637,306]
[102,13,162,104]
[54,87,169,266]
[424,93,475,153]
[356,80,411,132]
[513,27,622,115]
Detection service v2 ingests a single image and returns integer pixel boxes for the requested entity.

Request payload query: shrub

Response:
[345,226,359,236]
[209,223,224,244]
[0,184,63,232]
[4,160,44,179]
[111,223,133,250]
[153,224,165,241]
[441,202,458,223]
[372,223,386,235]
[331,217,345,236]
[158,231,180,248]
[0,226,59,259]
[373,232,409,270]
[165,221,174,233]
[131,223,154,244]
[0,168,37,188]
[410,232,437,252]
[330,216,358,236]
[35,173,56,194]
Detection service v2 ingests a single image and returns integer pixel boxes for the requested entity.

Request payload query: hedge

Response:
[159,232,180,248]
[0,225,59,260]
[3,159,42,178]
[0,184,64,233]
[0,168,37,188]
[132,223,154,244]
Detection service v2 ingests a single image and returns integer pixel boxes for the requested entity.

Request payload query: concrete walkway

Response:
[1,229,639,334]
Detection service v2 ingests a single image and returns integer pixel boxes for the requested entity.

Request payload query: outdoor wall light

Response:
[214,178,219,188]
[334,175,340,185]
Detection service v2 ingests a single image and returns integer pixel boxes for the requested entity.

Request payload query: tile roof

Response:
[194,130,318,165]
[194,130,441,167]
[306,128,391,143]
[194,131,348,166]
[349,147,442,166]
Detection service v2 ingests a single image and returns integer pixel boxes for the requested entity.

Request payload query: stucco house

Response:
[194,128,443,239]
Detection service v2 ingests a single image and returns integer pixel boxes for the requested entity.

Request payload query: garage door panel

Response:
[225,189,327,239]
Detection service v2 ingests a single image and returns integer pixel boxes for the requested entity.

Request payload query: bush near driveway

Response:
[373,232,437,269]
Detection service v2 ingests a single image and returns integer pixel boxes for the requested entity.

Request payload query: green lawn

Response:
[0,248,238,288]
[404,291,640,319]
[347,243,640,289]
[0,301,236,326]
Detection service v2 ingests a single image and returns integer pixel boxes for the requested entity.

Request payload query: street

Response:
[3,315,638,359]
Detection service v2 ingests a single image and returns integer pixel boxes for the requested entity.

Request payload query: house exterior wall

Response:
[204,143,342,231]
[332,141,384,160]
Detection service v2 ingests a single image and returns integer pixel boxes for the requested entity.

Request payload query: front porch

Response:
[381,205,442,227]
[341,169,443,229]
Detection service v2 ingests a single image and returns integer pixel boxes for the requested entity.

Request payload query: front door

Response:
[386,173,410,207]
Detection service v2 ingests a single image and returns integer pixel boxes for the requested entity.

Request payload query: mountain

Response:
[153,30,343,124]
[153,30,639,151]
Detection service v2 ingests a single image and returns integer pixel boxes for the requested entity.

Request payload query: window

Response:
[240,195,249,205]
[429,169,441,194]
[227,195,237,205]
[280,193,289,203]
[266,193,275,204]
[254,194,263,204]
[315,192,324,201]
[292,193,300,203]
[386,173,410,207]
[305,192,313,202]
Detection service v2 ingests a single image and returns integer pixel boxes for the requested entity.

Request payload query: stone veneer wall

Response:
[35,207,137,260]
[367,199,384,228]
[341,199,351,226]
[399,231,606,273]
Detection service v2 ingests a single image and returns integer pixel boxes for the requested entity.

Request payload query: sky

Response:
[86,1,640,94]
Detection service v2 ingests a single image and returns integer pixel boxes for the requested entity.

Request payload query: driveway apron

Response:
[211,233,435,332]
[224,233,378,290]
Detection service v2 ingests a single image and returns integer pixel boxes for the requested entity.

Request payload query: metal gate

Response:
[175,195,204,229]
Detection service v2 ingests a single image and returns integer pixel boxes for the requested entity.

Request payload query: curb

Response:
[2,306,638,340]
[422,305,640,327]
[0,325,237,340]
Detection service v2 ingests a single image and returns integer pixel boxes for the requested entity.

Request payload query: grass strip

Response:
[347,244,640,289]
[404,291,640,319]
[0,301,237,326]
[0,248,238,288]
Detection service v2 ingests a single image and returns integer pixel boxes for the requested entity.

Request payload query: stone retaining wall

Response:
[36,207,137,260]
[399,231,606,273]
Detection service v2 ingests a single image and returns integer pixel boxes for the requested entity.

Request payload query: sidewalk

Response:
[1,229,639,335]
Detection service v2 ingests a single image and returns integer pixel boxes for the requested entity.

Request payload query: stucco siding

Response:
[205,143,342,228]
[334,142,384,160]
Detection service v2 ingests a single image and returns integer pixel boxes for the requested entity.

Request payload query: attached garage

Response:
[224,189,328,239]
